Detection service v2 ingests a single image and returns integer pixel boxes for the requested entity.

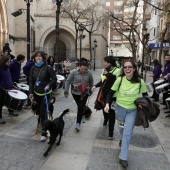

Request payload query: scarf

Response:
[35,61,44,67]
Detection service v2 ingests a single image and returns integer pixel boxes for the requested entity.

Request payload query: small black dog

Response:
[42,108,69,157]
[83,106,92,118]
[31,96,56,135]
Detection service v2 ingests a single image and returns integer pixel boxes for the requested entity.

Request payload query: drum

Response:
[56,75,65,81]
[4,90,27,110]
[154,79,165,88]
[146,82,154,93]
[166,97,170,110]
[155,83,169,94]
[17,83,29,92]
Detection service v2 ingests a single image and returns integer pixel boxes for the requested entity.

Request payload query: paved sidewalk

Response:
[0,69,170,170]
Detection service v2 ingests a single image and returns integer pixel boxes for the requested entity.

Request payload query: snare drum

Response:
[56,75,65,81]
[155,83,169,94]
[4,90,27,110]
[17,83,29,92]
[154,79,165,88]
[146,82,154,93]
[166,97,170,110]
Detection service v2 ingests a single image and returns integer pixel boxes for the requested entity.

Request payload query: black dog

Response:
[31,96,56,135]
[42,108,69,157]
[83,106,92,118]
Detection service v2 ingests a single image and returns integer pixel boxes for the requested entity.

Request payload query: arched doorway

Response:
[54,40,66,62]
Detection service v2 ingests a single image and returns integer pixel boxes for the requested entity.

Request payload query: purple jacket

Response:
[153,64,162,81]
[23,60,34,76]
[162,61,170,77]
[0,67,13,89]
[9,59,21,82]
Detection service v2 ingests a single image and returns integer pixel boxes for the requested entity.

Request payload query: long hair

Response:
[119,60,141,83]
[0,55,11,68]
[47,56,55,65]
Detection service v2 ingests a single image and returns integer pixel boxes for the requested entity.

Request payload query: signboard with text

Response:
[149,43,170,49]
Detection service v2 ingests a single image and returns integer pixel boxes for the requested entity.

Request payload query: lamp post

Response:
[79,26,84,61]
[106,44,109,55]
[111,49,113,56]
[141,27,147,78]
[93,39,97,71]
[24,0,33,61]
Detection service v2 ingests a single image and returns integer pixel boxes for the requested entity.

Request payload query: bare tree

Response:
[106,0,141,60]
[63,0,105,61]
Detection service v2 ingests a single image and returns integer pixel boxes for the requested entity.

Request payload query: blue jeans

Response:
[115,104,137,161]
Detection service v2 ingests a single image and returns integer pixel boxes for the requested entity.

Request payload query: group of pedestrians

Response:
[63,55,150,168]
[150,55,170,117]
[0,47,163,168]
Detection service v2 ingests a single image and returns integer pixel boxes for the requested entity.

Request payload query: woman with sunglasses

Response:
[104,61,148,168]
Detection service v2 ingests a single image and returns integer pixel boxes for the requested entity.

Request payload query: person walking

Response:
[160,55,170,108]
[0,55,13,124]
[9,54,25,83]
[137,60,141,71]
[29,51,57,142]
[104,60,148,168]
[23,55,35,85]
[149,59,162,101]
[47,56,55,69]
[64,61,93,131]
[92,56,120,139]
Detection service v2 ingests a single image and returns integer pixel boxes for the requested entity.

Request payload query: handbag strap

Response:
[80,73,89,85]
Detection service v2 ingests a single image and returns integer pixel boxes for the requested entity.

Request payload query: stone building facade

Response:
[0,0,108,68]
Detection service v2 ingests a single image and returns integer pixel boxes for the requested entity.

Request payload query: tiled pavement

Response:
[0,69,170,170]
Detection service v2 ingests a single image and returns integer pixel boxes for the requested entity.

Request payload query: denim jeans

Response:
[115,104,137,161]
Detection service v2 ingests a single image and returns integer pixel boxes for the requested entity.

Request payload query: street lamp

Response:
[25,0,33,61]
[93,39,97,71]
[79,26,85,61]
[111,49,113,56]
[106,44,109,55]
[141,27,148,78]
[11,0,33,61]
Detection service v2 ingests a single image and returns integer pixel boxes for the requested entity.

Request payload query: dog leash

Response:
[44,90,50,116]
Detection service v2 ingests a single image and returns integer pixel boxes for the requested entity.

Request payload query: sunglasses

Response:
[123,66,133,69]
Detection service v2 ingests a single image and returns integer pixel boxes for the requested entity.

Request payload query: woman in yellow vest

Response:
[92,56,120,139]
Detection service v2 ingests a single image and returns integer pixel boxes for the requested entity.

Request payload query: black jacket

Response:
[29,64,57,94]
[94,72,116,110]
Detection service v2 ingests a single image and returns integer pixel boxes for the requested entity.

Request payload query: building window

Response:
[114,44,121,47]
[113,36,121,40]
[114,10,123,14]
[106,2,110,6]
[154,28,156,36]
[114,1,123,6]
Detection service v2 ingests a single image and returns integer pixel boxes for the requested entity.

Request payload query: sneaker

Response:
[108,131,113,140]
[119,159,128,168]
[40,136,47,142]
[108,136,113,140]
[119,140,122,147]
[75,123,80,131]
[81,119,85,123]
[9,112,18,117]
[0,118,6,124]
